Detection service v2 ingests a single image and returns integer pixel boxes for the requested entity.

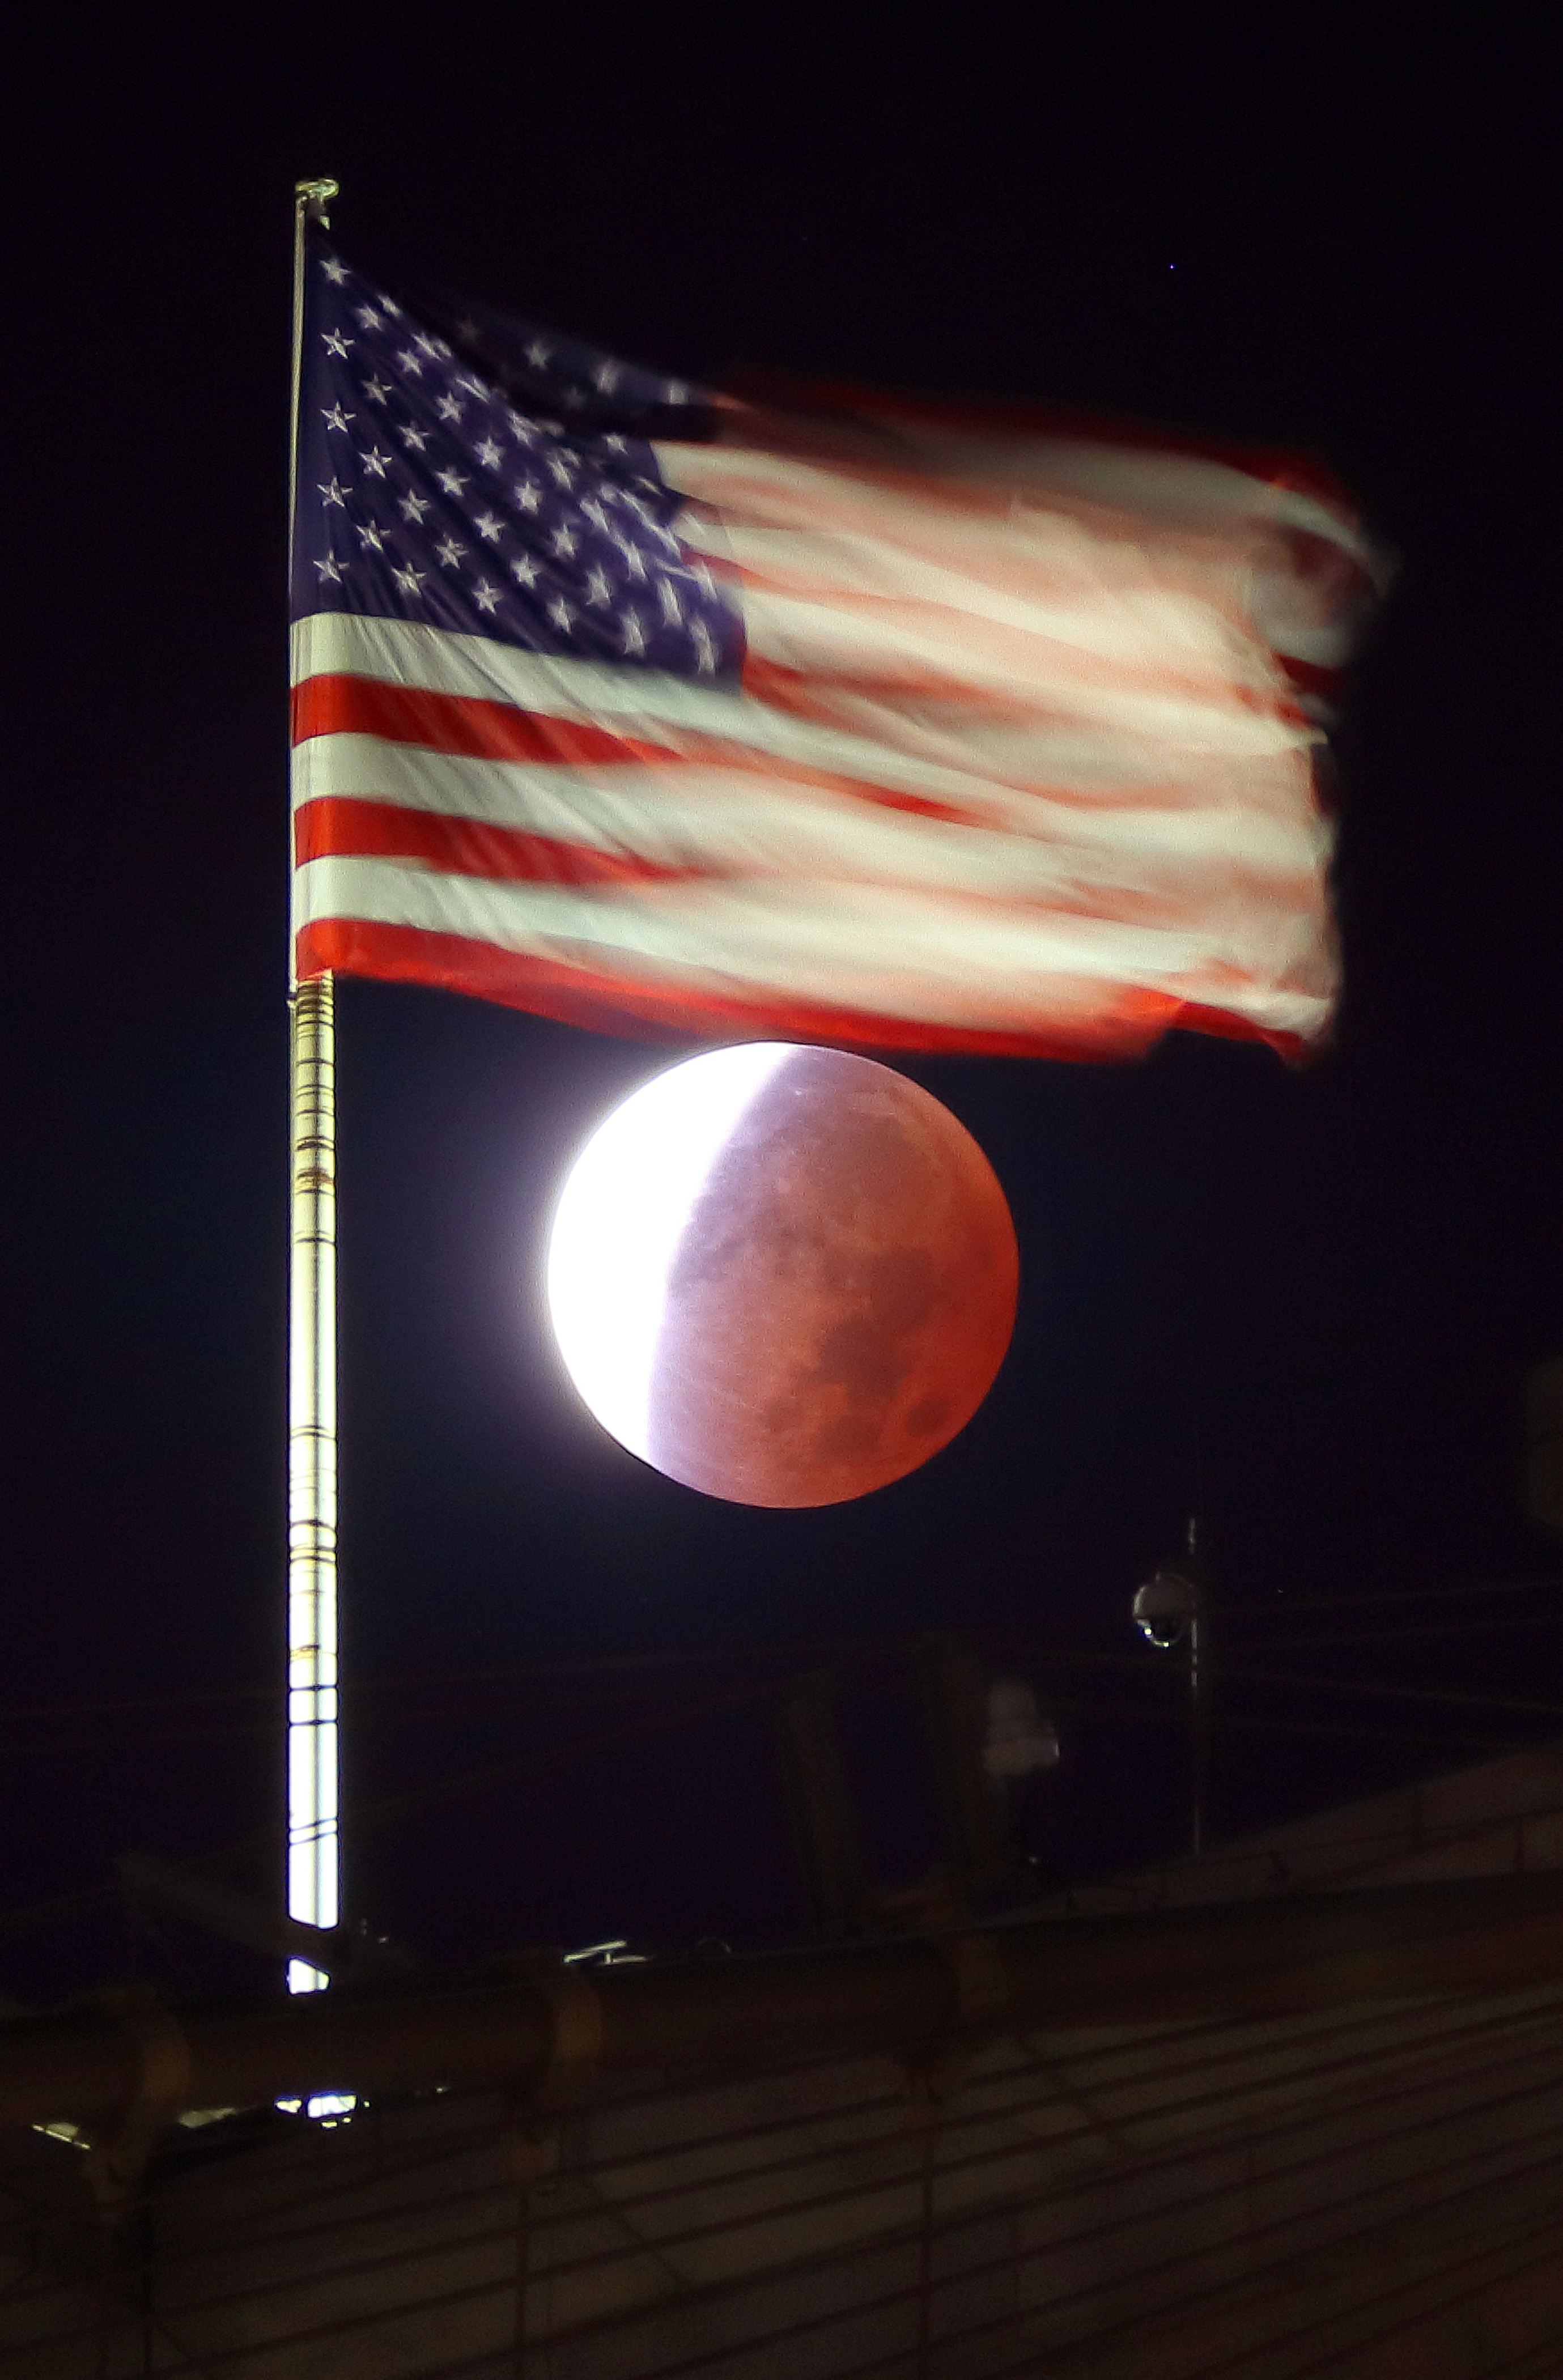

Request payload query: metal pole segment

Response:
[287,177,340,1997]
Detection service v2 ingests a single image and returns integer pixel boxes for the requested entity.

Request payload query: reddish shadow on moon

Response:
[647,1048,1018,1507]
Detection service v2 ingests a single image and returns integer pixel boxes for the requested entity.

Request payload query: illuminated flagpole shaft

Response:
[287,177,341,1991]
[287,974,338,1983]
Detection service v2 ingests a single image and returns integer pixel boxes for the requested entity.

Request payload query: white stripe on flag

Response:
[294,855,1330,1039]
[292,731,1327,899]
[291,612,1316,794]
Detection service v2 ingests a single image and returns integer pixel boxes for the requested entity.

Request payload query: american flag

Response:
[292,231,1376,1056]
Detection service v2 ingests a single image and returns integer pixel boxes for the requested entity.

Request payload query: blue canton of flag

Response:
[291,234,743,682]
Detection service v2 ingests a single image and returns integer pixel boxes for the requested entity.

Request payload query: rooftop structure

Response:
[7,1739,1563,2375]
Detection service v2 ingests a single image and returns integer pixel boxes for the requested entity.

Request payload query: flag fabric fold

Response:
[291,233,1377,1056]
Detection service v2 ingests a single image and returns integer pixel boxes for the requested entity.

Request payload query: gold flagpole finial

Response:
[295,177,339,226]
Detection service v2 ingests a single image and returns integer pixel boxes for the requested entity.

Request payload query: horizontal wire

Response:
[2,1690,1524,1770]
[9,1699,1541,1948]
[1046,1691,1514,1750]
[0,1638,814,1729]
[0,1681,776,1760]
[0,1652,1534,1770]
[0,1680,780,1941]
[1163,1575,1563,1621]
[0,1640,1557,1944]
[1215,1664,1563,1719]
[1233,1608,1563,1653]
[3,1573,1558,1731]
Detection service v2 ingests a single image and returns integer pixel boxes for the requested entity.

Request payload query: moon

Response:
[546,1044,1018,1507]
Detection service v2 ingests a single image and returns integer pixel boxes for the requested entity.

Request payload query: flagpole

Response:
[287,176,341,1993]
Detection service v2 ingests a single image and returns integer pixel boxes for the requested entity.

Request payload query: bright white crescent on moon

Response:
[545,1043,795,1464]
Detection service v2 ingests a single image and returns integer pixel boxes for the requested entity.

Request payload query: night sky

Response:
[4,26,1555,2002]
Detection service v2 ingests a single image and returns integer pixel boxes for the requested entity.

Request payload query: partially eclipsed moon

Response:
[546,1044,1019,1508]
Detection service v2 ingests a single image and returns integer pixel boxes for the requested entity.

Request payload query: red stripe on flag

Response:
[295,919,1306,1061]
[291,675,664,768]
[294,796,695,889]
[290,670,980,825]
